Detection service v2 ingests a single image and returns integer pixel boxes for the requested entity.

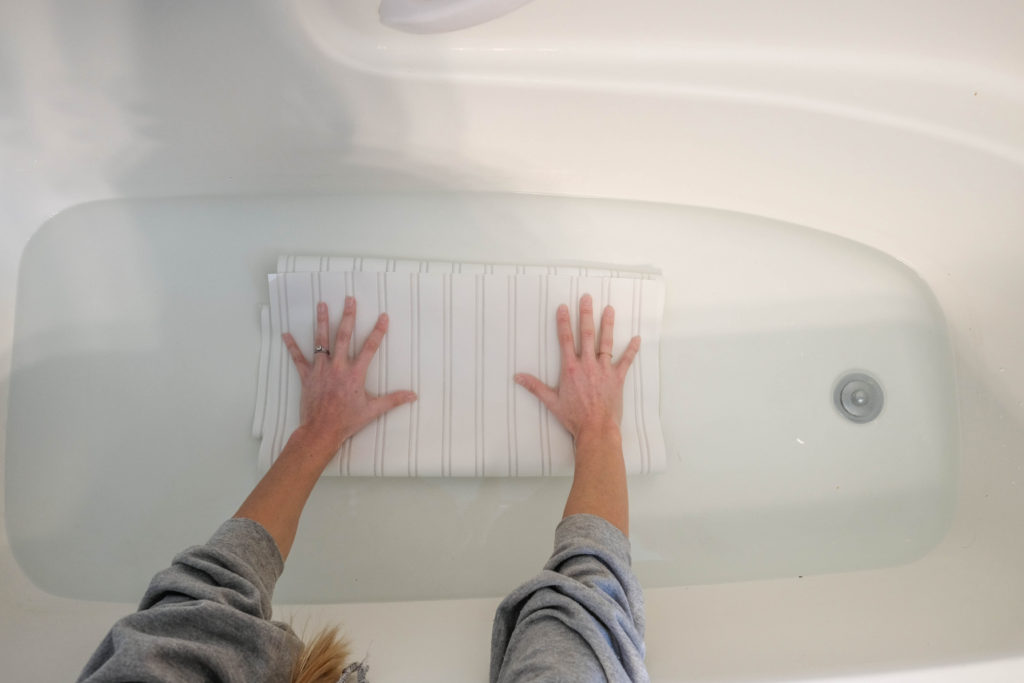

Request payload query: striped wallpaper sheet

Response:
[254,257,665,477]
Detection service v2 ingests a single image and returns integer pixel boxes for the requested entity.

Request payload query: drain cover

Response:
[834,372,884,423]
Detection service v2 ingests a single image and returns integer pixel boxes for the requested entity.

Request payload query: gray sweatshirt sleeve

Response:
[490,513,648,682]
[77,517,303,683]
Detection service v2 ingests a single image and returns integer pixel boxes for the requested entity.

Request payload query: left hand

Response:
[282,297,417,457]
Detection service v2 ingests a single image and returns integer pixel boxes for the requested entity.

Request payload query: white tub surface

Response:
[2,1,1023,681]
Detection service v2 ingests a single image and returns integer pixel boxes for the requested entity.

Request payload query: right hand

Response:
[514,294,641,441]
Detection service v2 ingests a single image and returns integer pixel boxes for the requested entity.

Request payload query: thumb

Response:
[368,390,418,420]
[514,373,560,413]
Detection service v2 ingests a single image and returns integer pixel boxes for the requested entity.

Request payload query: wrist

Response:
[284,425,342,466]
[574,419,622,445]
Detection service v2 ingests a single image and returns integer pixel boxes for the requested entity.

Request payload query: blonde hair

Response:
[291,625,351,683]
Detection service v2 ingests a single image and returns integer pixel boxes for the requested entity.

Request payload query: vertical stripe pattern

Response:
[256,257,665,478]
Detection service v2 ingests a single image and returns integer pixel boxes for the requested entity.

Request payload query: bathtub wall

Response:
[2,1,1024,681]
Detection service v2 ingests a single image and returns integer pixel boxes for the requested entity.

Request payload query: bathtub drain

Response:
[834,372,884,423]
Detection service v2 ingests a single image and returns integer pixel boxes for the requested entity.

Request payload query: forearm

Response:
[233,426,335,561]
[491,511,647,682]
[78,519,302,682]
[563,422,629,537]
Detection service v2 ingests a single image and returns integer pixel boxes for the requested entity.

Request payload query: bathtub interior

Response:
[2,1,1024,682]
[5,193,958,604]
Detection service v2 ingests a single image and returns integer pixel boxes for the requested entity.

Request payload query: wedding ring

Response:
[314,345,329,355]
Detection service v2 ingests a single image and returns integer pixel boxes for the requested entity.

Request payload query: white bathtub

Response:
[2,1,1023,681]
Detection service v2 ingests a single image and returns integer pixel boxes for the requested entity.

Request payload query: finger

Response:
[578,294,596,359]
[355,312,388,370]
[615,335,642,379]
[282,332,310,375]
[333,296,356,365]
[314,301,330,356]
[367,390,418,421]
[515,373,560,415]
[597,305,615,361]
[555,304,576,366]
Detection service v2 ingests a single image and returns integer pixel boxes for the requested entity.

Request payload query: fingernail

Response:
[380,312,389,323]
[345,296,354,308]
[514,374,525,385]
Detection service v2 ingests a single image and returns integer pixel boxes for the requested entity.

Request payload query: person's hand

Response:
[282,297,417,457]
[515,293,641,441]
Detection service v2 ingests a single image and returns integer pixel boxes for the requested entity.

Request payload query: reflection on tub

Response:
[378,0,536,34]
